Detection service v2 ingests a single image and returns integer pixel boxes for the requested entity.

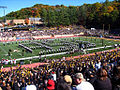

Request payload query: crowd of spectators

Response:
[0,26,108,40]
[0,49,120,90]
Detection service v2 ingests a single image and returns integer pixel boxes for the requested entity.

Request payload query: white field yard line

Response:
[84,46,112,51]
[15,52,68,61]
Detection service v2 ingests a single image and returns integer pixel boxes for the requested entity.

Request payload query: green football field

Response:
[0,36,120,60]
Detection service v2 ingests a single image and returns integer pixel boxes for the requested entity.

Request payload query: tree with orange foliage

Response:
[107,6,114,13]
[25,18,29,25]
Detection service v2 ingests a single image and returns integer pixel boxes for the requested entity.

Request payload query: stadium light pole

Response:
[0,6,7,23]
[0,6,7,32]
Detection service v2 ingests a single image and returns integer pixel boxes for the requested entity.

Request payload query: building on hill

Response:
[6,18,43,25]
[29,18,42,25]
[6,19,25,25]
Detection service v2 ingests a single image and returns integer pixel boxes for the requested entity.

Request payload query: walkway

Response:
[84,45,112,51]
[2,62,48,72]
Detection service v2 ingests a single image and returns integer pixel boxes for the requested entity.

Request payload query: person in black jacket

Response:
[93,68,112,90]
[111,66,120,90]
[13,79,20,90]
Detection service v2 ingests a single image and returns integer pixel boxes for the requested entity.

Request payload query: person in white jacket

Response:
[51,72,56,81]
[74,73,94,90]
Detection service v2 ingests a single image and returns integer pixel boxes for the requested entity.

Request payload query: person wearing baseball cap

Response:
[74,73,94,90]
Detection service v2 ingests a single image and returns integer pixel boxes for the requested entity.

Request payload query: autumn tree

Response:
[24,18,29,25]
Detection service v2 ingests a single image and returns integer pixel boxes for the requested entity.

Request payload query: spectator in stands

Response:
[95,60,101,71]
[64,75,72,87]
[57,77,72,90]
[0,80,2,88]
[88,71,96,85]
[13,79,19,90]
[51,72,56,82]
[47,79,55,90]
[1,81,6,90]
[26,84,37,90]
[111,66,120,90]
[0,87,2,90]
[93,68,112,90]
[74,73,94,90]
[57,82,72,90]
[6,83,11,90]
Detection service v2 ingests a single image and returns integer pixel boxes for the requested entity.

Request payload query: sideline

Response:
[1,62,48,72]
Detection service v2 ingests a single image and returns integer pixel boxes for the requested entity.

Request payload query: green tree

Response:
[105,0,110,6]
[61,8,70,26]
[78,5,87,26]
[68,7,78,25]
[54,9,61,27]
[47,8,56,27]
[41,8,48,26]
[114,0,117,2]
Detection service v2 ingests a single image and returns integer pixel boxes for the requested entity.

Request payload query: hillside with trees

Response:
[1,0,120,29]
